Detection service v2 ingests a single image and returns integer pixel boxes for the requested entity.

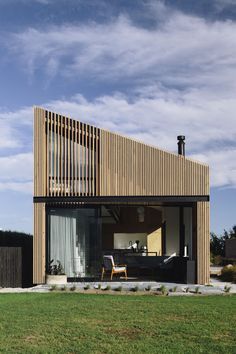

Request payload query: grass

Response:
[0,294,235,353]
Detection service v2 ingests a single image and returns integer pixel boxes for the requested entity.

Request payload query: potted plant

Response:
[46,259,67,285]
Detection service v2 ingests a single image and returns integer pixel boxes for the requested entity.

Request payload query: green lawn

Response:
[0,293,235,354]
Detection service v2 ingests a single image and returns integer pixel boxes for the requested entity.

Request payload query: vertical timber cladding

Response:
[34,107,47,197]
[33,107,46,283]
[99,130,209,196]
[196,201,210,284]
[33,203,46,284]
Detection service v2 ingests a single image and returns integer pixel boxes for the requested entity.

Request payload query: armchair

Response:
[101,255,127,280]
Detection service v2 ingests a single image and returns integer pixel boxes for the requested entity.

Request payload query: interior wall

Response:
[114,233,147,249]
[184,207,192,259]
[147,228,162,256]
[163,207,179,255]
[102,206,162,250]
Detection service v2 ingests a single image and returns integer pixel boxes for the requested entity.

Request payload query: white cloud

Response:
[5,9,236,94]
[46,89,236,151]
[190,149,236,188]
[0,122,20,149]
[0,181,33,194]
[1,3,236,192]
[0,107,33,149]
[0,153,33,194]
[0,153,33,181]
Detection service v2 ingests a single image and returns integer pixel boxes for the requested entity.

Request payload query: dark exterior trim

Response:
[34,195,209,204]
[161,221,166,255]
[179,206,185,257]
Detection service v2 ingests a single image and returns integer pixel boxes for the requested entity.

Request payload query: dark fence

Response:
[0,231,33,287]
[0,247,22,287]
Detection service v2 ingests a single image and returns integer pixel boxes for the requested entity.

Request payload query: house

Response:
[33,107,210,285]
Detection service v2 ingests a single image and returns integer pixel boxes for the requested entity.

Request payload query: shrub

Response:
[93,284,102,290]
[224,285,231,293]
[114,286,122,292]
[47,259,65,275]
[84,284,90,290]
[159,285,168,295]
[60,285,66,291]
[70,286,76,291]
[130,286,139,292]
[145,285,151,291]
[220,265,236,283]
[212,255,223,266]
[194,286,200,294]
[102,285,111,291]
[169,286,177,293]
[50,285,58,291]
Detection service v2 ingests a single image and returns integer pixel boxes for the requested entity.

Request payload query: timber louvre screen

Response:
[46,110,99,197]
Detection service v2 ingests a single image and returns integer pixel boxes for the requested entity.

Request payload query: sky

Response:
[0,0,235,235]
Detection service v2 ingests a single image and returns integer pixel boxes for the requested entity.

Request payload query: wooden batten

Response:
[196,201,210,284]
[33,202,46,284]
[33,107,47,283]
[34,107,46,196]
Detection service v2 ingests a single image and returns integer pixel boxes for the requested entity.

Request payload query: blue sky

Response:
[0,0,235,235]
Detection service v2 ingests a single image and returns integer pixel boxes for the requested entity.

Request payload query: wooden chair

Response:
[101,255,127,280]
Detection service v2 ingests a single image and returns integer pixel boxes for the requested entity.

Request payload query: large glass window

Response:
[47,207,101,278]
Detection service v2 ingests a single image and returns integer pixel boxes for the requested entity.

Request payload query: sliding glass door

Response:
[47,207,101,278]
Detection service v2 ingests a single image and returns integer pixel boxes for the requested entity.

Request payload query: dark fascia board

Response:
[34,195,209,204]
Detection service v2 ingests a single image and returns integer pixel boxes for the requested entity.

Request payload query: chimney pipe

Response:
[177,135,185,156]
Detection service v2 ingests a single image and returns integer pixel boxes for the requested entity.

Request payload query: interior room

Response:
[47,203,194,282]
[101,204,193,281]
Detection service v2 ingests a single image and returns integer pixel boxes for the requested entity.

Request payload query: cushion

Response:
[163,252,176,265]
[114,267,126,272]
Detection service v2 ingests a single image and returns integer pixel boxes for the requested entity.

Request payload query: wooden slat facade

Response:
[34,108,46,284]
[99,130,209,196]
[34,108,209,198]
[33,202,46,284]
[196,201,210,284]
[33,107,210,284]
[34,107,46,197]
